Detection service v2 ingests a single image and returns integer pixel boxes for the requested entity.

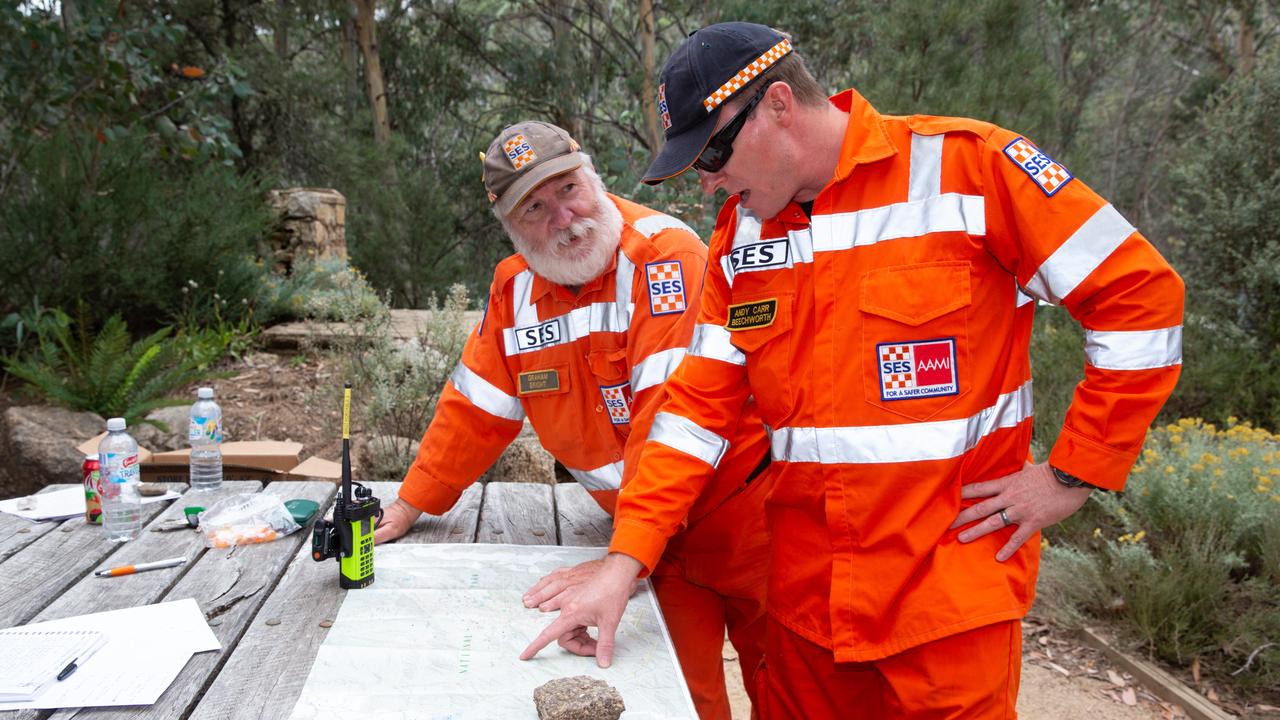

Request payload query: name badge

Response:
[726,298,778,331]
[518,369,561,395]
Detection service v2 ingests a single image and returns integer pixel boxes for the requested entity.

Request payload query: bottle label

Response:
[103,452,140,484]
[189,416,223,443]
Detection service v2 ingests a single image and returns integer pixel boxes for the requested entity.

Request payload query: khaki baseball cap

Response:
[483,121,589,217]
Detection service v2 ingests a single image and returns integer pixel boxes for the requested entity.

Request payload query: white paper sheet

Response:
[0,598,221,710]
[0,487,180,522]
[291,544,698,720]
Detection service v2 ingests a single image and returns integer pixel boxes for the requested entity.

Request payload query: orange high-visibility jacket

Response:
[400,194,770,523]
[611,89,1184,663]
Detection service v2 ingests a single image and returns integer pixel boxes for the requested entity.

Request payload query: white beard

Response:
[510,187,624,287]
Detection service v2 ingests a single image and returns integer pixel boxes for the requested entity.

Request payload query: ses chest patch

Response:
[645,260,686,316]
[877,338,959,401]
[599,382,633,425]
[1003,137,1073,196]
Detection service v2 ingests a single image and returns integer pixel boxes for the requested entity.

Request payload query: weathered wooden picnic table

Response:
[0,479,613,719]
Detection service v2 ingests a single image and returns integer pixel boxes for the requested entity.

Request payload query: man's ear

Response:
[764,82,796,127]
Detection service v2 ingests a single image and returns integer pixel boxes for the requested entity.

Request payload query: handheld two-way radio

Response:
[311,383,381,589]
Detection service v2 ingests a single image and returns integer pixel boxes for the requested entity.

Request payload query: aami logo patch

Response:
[514,318,563,351]
[728,238,789,274]
[599,382,632,425]
[1003,137,1073,197]
[645,260,686,316]
[877,338,959,400]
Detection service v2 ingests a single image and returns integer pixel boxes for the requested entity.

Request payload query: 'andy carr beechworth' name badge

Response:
[877,338,959,401]
[726,298,777,330]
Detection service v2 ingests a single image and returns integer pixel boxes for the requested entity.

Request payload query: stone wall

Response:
[264,188,347,273]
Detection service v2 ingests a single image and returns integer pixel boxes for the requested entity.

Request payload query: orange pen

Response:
[94,556,187,577]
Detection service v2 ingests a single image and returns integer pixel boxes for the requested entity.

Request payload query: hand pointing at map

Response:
[520,552,644,667]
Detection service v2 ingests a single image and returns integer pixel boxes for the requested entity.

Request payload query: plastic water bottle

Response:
[189,387,224,491]
[99,417,141,542]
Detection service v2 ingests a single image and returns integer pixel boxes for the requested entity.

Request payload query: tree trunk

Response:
[340,12,360,120]
[353,0,391,143]
[640,0,661,153]
[61,0,80,33]
[275,0,289,60]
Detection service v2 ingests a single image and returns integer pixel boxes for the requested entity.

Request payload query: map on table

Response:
[290,544,697,720]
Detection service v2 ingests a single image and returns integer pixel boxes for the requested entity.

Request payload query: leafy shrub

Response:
[307,282,472,480]
[1039,418,1280,693]
[253,257,384,324]
[2,310,218,427]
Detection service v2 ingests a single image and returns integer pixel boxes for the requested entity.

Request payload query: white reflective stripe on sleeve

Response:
[510,269,538,328]
[633,213,697,239]
[1084,326,1183,370]
[689,323,746,366]
[1015,285,1036,307]
[771,380,1033,464]
[615,248,636,323]
[810,194,986,253]
[648,412,729,468]
[1023,204,1136,305]
[449,363,525,421]
[566,461,624,492]
[908,133,944,202]
[631,347,687,393]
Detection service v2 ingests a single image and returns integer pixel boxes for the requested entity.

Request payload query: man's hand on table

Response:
[520,552,643,668]
[951,461,1093,561]
[373,498,422,544]
[523,558,640,612]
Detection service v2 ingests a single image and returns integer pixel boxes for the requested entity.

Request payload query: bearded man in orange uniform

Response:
[375,120,773,720]
[521,23,1184,720]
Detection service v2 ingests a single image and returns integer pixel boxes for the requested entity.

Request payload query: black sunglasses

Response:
[693,82,773,173]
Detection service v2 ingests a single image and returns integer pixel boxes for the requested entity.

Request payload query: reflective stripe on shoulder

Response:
[631,347,687,393]
[771,380,1033,464]
[632,213,697,239]
[689,323,745,366]
[1023,204,1136,305]
[648,412,729,468]
[908,133,944,202]
[1084,326,1182,370]
[566,461,624,491]
[449,363,525,421]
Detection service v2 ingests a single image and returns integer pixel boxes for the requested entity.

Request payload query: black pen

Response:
[56,659,79,681]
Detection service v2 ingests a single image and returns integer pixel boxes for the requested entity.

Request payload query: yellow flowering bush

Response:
[1040,417,1280,692]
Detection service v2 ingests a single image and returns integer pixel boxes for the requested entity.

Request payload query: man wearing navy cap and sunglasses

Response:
[523,21,1183,719]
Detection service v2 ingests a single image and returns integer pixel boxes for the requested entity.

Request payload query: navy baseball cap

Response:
[642,22,792,185]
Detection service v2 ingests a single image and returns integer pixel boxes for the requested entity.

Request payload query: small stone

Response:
[138,483,167,497]
[16,528,29,534]
[533,676,624,720]
[573,529,586,536]
[492,527,503,535]
[61,525,75,532]
[265,618,281,626]
[208,619,222,627]
[319,619,333,628]
[450,527,464,535]
[532,529,546,537]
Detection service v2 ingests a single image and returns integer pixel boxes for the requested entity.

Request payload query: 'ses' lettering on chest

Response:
[728,238,789,273]
[514,318,563,351]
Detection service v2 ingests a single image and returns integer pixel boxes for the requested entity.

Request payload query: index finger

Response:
[520,615,577,661]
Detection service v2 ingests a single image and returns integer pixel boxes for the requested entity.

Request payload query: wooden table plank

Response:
[72,481,337,720]
[189,481,479,720]
[366,481,483,544]
[30,482,263,624]
[478,482,555,545]
[555,482,612,548]
[0,484,79,564]
[0,483,186,629]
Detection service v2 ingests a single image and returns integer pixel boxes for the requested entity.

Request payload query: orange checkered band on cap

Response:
[702,39,792,113]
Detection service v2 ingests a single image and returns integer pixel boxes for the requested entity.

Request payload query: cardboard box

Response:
[76,437,341,483]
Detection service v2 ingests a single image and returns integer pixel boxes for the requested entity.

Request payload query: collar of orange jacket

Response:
[830,88,898,183]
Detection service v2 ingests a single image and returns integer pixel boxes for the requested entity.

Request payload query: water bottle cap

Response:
[106,417,126,432]
[197,387,214,399]
[85,454,97,461]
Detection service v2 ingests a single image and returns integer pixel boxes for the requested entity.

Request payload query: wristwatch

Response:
[1051,465,1100,491]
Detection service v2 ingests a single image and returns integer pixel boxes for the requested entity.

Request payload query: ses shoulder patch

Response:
[1003,137,1073,197]
[645,260,687,316]
[599,382,633,425]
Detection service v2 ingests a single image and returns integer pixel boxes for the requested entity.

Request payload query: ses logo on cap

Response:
[504,134,537,170]
[877,338,959,401]
[645,260,686,316]
[657,84,672,131]
[599,382,632,425]
[1003,137,1073,197]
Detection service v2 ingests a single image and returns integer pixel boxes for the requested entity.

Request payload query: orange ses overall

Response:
[400,195,773,720]
[611,90,1184,718]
